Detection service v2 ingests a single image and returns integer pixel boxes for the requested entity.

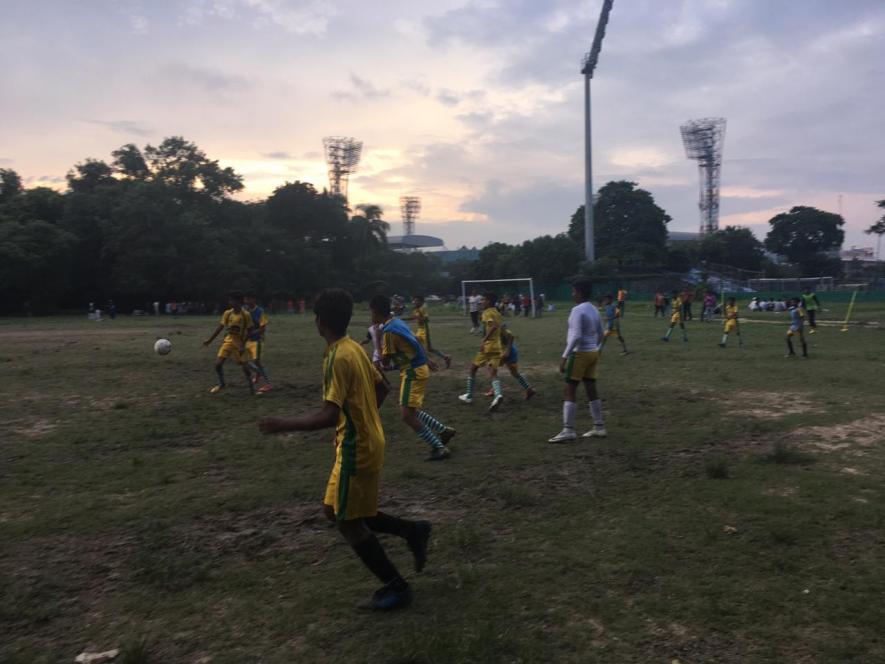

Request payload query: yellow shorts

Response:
[399,365,430,408]
[724,320,737,333]
[323,462,379,521]
[416,329,428,348]
[565,351,599,382]
[473,351,502,369]
[217,338,245,362]
[670,312,682,325]
[787,327,803,337]
[245,339,263,361]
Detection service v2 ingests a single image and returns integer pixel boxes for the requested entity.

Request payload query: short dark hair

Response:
[314,289,353,335]
[228,290,244,302]
[572,279,593,300]
[369,294,391,317]
[483,292,497,305]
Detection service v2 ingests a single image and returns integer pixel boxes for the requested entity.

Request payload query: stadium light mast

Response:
[322,136,363,204]
[680,118,727,234]
[400,196,421,237]
[581,0,614,264]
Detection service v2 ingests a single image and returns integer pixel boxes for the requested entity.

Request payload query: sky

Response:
[2,0,884,251]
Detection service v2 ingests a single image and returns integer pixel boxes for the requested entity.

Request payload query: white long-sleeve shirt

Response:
[562,301,604,358]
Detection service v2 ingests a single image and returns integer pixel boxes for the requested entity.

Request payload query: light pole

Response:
[581,0,614,264]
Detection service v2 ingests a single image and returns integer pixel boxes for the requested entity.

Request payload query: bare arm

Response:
[203,324,224,346]
[259,401,340,434]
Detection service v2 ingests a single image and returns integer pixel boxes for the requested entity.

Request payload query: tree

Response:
[0,219,77,310]
[514,235,583,284]
[864,200,885,261]
[765,206,844,276]
[111,143,150,180]
[693,226,766,271]
[0,168,23,203]
[144,136,243,199]
[67,159,115,193]
[569,181,671,268]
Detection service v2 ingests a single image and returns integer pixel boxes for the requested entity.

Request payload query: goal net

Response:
[461,278,537,319]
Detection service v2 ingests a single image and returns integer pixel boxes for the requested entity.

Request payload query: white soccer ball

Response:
[154,338,172,355]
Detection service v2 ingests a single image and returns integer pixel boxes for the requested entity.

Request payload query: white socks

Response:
[589,399,604,427]
[563,401,577,429]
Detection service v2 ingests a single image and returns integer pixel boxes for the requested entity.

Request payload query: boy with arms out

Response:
[370,295,455,461]
[259,289,431,610]
[661,290,688,342]
[549,279,607,443]
[786,297,809,358]
[405,295,452,369]
[203,291,254,394]
[600,293,629,355]
[244,292,273,393]
[718,297,742,348]
[459,293,505,412]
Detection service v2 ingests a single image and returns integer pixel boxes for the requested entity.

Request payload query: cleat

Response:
[661,336,669,342]
[251,373,259,385]
[209,385,225,394]
[357,580,413,611]
[620,350,629,356]
[489,394,504,412]
[582,427,608,438]
[257,384,273,393]
[485,388,495,397]
[524,387,536,400]
[548,429,577,443]
[458,393,473,405]
[440,427,457,445]
[444,355,452,369]
[785,353,795,358]
[682,337,689,343]
[407,521,432,572]
[718,343,726,348]
[809,329,816,335]
[426,446,451,461]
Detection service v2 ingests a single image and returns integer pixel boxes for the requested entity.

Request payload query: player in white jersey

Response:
[549,279,607,443]
[468,291,483,333]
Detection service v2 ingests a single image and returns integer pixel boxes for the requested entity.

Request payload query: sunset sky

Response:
[2,0,883,249]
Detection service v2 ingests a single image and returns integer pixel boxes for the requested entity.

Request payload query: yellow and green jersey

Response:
[220,308,252,344]
[481,307,503,354]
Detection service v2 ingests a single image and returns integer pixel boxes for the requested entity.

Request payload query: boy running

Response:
[244,292,273,393]
[801,287,821,333]
[549,279,607,443]
[203,291,254,394]
[718,297,742,348]
[370,295,455,461]
[661,290,688,342]
[786,297,809,358]
[484,325,537,400]
[405,295,452,368]
[459,293,505,412]
[600,293,629,355]
[259,289,430,611]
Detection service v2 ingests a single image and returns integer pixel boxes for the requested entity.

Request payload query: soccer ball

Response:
[154,338,172,355]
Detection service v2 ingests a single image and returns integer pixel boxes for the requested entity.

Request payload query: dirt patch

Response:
[798,415,885,450]
[11,418,58,439]
[729,390,816,419]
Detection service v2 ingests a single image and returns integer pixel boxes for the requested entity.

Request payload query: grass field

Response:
[2,300,885,663]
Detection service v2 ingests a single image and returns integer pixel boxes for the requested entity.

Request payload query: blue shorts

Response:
[503,346,518,365]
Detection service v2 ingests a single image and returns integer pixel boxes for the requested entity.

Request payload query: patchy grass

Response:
[1,301,885,662]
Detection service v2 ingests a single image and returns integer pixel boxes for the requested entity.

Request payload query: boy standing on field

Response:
[719,297,742,348]
[549,279,607,443]
[203,291,254,394]
[244,292,273,393]
[786,297,809,358]
[259,289,431,611]
[459,293,505,412]
[661,290,688,342]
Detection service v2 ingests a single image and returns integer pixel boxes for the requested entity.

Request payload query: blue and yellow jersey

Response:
[604,303,619,325]
[500,326,515,349]
[481,307,503,354]
[725,304,738,320]
[246,306,268,341]
[789,306,805,329]
[323,336,385,473]
[220,308,252,344]
[381,318,428,371]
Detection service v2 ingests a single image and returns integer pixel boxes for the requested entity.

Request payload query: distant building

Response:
[668,230,701,244]
[435,247,480,264]
[387,234,445,252]
[840,246,876,262]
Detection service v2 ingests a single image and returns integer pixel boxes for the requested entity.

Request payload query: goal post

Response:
[461,278,536,318]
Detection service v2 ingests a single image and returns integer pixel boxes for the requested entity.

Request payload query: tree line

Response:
[1,137,877,314]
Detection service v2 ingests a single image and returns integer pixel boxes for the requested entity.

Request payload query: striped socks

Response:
[492,379,502,397]
[417,410,446,433]
[516,373,531,390]
[417,424,444,449]
[465,376,475,398]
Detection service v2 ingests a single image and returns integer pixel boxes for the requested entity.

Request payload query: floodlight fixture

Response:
[399,196,421,237]
[680,117,727,234]
[323,136,363,203]
[581,0,615,263]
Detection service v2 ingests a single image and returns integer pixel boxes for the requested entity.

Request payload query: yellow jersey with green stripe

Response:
[323,336,385,473]
[481,307,503,355]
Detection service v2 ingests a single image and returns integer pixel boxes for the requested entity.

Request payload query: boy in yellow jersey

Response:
[459,293,505,412]
[203,291,254,394]
[600,293,629,355]
[244,292,273,393]
[786,297,809,358]
[405,295,452,368]
[370,294,455,461]
[616,286,628,317]
[485,324,536,400]
[661,290,688,342]
[718,297,742,348]
[259,289,431,611]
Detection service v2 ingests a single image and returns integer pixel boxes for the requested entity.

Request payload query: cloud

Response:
[84,120,153,138]
[157,62,251,96]
[436,89,460,106]
[181,0,337,36]
[332,74,391,102]
[261,151,292,159]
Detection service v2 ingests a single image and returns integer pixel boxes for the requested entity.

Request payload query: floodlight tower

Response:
[680,118,727,234]
[581,0,615,264]
[400,196,421,236]
[322,136,363,203]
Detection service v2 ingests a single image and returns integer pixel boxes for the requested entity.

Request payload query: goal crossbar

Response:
[461,278,536,318]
